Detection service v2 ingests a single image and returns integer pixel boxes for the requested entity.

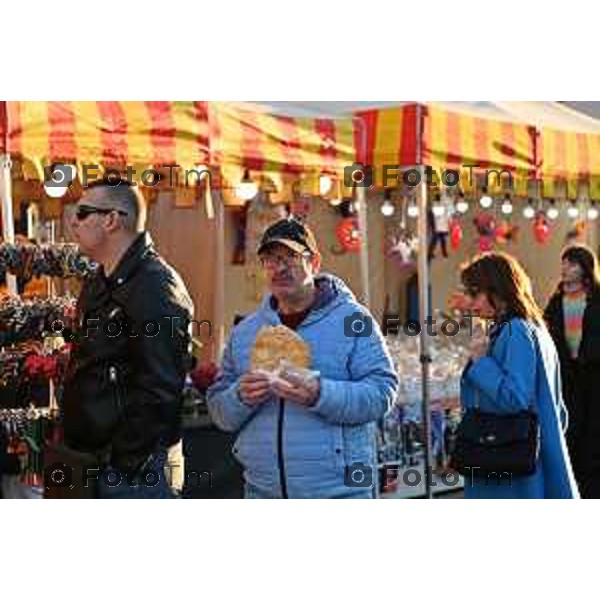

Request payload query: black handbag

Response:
[450,407,540,477]
[450,327,541,478]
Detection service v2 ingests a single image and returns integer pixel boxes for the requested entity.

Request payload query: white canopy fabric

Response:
[235,101,600,133]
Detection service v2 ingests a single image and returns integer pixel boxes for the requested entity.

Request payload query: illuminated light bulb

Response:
[432,204,445,217]
[44,183,69,198]
[319,175,333,196]
[381,200,395,217]
[523,205,535,219]
[235,170,258,201]
[588,205,599,220]
[479,195,493,209]
[455,199,469,214]
[407,204,419,218]
[567,204,580,219]
[501,201,513,215]
[547,206,559,220]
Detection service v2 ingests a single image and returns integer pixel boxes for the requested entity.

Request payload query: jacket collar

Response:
[106,231,155,288]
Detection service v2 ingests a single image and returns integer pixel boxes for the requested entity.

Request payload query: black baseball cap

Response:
[257,217,319,256]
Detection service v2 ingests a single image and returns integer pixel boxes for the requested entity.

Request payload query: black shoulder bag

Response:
[450,327,541,478]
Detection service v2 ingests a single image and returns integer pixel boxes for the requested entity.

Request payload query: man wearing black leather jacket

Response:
[61,179,193,498]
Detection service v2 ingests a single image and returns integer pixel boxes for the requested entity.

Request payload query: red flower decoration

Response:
[190,361,219,392]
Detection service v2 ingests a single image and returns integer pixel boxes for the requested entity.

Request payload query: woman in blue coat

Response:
[458,252,579,499]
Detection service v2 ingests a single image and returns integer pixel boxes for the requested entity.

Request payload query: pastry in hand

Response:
[250,325,311,372]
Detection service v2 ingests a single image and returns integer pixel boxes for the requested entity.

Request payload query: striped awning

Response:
[354,104,419,170]
[209,102,356,192]
[537,127,600,198]
[3,101,210,178]
[353,103,537,195]
[423,105,536,176]
[1,101,357,205]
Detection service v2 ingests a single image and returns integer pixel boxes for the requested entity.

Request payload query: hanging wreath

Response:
[333,217,361,253]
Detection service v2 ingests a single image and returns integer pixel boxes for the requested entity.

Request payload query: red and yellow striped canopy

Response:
[537,127,600,198]
[0,101,357,204]
[2,101,211,177]
[5,101,600,201]
[208,102,355,188]
[354,103,536,194]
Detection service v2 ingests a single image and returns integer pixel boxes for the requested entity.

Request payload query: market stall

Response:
[0,102,215,497]
[3,100,600,499]
[348,100,600,497]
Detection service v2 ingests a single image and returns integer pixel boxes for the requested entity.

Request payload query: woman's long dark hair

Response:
[461,252,544,323]
[560,244,600,296]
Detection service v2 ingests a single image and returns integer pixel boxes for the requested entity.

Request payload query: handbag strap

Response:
[473,320,539,412]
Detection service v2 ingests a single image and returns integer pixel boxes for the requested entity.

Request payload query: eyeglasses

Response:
[259,252,310,269]
[75,205,129,221]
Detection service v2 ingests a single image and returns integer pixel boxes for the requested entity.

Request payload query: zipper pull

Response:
[109,366,117,383]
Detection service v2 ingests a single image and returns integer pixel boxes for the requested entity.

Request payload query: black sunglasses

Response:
[75,205,129,221]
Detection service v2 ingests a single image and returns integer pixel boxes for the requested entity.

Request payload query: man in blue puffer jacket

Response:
[207,217,398,498]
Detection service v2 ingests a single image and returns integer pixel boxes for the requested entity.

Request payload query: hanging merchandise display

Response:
[473,212,497,252]
[0,243,96,281]
[0,340,70,394]
[386,230,418,273]
[427,194,452,260]
[0,296,76,347]
[449,218,463,251]
[494,220,520,245]
[334,217,361,253]
[565,220,587,243]
[533,213,552,244]
[380,321,470,491]
[0,408,59,488]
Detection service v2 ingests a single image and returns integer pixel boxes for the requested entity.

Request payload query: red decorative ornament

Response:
[473,212,497,237]
[190,361,219,392]
[336,217,361,252]
[478,236,494,252]
[449,219,462,250]
[474,212,496,252]
[24,353,60,381]
[533,214,551,244]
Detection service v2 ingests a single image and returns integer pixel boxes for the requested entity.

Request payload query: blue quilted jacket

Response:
[207,273,398,498]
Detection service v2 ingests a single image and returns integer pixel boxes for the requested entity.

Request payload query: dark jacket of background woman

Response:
[545,287,600,498]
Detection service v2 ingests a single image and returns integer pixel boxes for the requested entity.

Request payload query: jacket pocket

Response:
[341,424,376,467]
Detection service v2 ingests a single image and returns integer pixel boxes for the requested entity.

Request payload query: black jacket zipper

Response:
[277,399,288,499]
[108,365,123,413]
